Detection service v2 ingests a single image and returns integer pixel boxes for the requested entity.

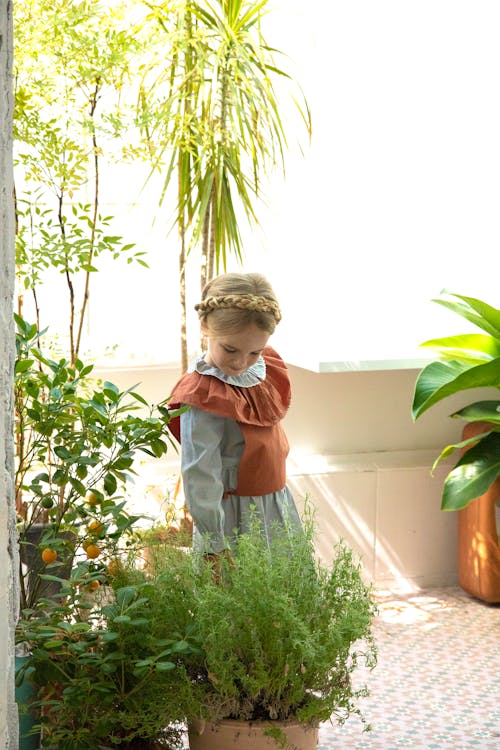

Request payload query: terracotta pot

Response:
[458,422,500,603]
[188,718,318,750]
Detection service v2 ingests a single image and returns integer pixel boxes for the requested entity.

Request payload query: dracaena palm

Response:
[140,0,310,370]
[412,292,500,510]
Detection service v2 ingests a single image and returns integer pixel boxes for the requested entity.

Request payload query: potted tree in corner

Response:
[412,292,500,603]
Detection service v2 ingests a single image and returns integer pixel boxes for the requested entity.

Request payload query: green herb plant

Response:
[187,507,377,735]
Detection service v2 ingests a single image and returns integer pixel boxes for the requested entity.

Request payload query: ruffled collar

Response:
[190,354,266,388]
[170,347,291,429]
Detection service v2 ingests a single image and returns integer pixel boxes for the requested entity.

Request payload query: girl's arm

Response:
[180,406,227,553]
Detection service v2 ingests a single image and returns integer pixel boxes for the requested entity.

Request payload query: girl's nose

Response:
[232,356,246,370]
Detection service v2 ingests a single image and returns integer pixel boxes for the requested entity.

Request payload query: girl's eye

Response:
[223,346,236,353]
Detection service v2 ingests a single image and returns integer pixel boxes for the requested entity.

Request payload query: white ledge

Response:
[286,449,454,476]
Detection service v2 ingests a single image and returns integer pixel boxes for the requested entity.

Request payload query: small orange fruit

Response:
[85,543,101,560]
[41,548,58,564]
[87,520,104,535]
[85,579,100,591]
[86,491,100,506]
[107,559,121,577]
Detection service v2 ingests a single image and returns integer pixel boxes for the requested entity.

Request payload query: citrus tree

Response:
[14,0,148,363]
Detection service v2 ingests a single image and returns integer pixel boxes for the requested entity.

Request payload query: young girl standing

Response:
[169,272,301,559]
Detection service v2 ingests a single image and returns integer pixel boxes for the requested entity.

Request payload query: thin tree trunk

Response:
[207,191,216,282]
[200,207,209,294]
[179,221,188,373]
[75,83,100,364]
[57,190,76,363]
[199,200,211,352]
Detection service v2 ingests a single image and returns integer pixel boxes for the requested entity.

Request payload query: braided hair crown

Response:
[195,273,282,325]
[195,293,282,323]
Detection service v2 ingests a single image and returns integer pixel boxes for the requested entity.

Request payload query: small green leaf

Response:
[115,586,137,607]
[113,615,131,624]
[452,400,500,425]
[154,661,175,672]
[69,477,86,495]
[15,358,35,374]
[52,468,68,486]
[104,473,118,496]
[101,631,120,642]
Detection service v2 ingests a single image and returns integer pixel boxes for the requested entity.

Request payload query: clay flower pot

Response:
[188,718,319,750]
[458,421,500,603]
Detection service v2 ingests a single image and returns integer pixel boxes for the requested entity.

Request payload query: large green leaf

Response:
[433,293,500,340]
[452,400,500,425]
[419,333,500,363]
[431,429,494,472]
[441,432,500,510]
[412,359,500,419]
[412,358,500,419]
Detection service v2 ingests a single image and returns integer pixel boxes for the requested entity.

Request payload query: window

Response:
[36,1,500,371]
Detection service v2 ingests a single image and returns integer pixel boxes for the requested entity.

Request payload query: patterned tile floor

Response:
[316,587,500,750]
[183,586,500,749]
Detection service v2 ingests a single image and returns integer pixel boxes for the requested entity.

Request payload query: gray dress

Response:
[180,354,301,554]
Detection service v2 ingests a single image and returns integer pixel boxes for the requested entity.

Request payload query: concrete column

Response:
[0,0,19,747]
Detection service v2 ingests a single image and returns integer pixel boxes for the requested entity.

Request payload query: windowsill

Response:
[317,357,432,373]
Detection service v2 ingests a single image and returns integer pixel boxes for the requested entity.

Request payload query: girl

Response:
[169,272,301,559]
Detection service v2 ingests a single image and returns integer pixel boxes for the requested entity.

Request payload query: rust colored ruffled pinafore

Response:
[169,347,291,496]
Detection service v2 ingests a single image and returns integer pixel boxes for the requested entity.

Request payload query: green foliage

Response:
[17,544,200,749]
[136,0,311,367]
[412,292,500,510]
[15,314,176,611]
[14,0,311,369]
[18,507,377,747]
[187,509,377,729]
[13,0,150,362]
[141,0,311,268]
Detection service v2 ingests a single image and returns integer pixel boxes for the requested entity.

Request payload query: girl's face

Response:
[202,321,271,376]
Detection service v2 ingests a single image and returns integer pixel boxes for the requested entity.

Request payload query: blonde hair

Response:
[195,273,281,335]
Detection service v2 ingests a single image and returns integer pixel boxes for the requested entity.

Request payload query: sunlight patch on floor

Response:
[373,589,455,627]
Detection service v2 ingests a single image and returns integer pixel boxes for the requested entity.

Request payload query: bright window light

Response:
[32,1,500,372]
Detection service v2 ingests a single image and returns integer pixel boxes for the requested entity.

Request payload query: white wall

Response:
[1,0,18,745]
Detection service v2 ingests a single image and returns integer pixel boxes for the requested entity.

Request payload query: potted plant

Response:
[14,314,186,747]
[15,314,178,612]
[412,291,500,602]
[19,504,377,749]
[16,543,200,750]
[131,506,377,749]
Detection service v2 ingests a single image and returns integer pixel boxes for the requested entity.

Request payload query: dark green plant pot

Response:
[16,655,41,750]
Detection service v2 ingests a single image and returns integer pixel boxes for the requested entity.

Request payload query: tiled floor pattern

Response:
[183,587,500,749]
[316,587,500,749]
